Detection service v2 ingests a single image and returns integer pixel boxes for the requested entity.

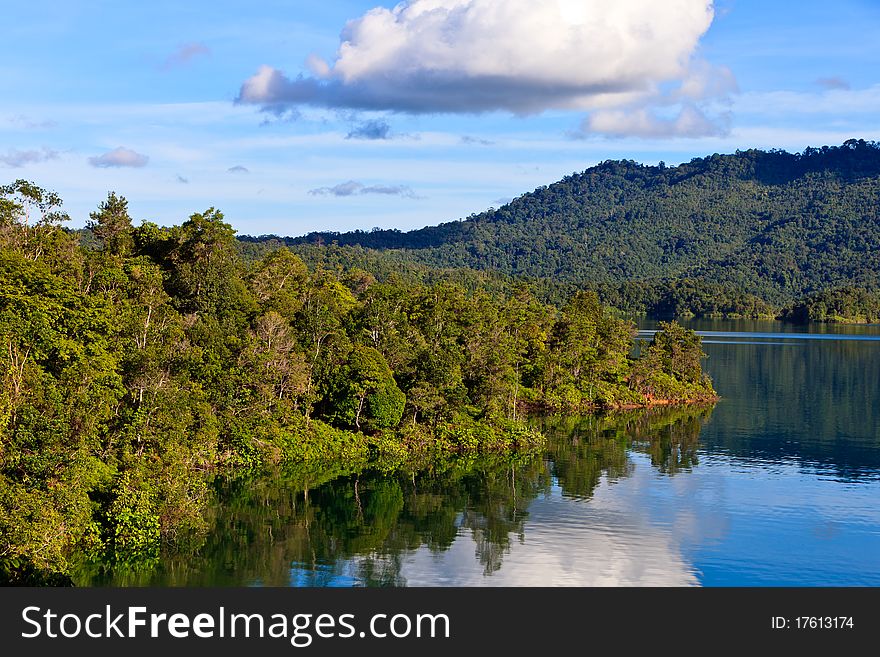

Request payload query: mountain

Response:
[273,140,880,308]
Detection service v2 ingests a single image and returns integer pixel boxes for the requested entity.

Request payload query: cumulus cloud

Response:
[0,147,59,168]
[238,0,721,123]
[162,42,211,70]
[88,147,149,168]
[227,165,250,173]
[346,119,392,140]
[676,59,738,101]
[816,76,850,91]
[309,180,420,198]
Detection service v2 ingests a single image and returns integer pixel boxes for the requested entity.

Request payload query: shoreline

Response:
[609,396,720,410]
[517,394,719,416]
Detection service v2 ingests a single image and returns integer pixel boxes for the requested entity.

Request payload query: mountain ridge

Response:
[242,139,880,307]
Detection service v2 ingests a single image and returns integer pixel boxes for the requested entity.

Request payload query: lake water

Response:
[76,320,880,586]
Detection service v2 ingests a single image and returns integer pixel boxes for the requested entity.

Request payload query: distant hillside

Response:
[266,140,880,307]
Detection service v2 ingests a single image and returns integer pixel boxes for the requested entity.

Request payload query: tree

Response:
[87,192,134,257]
[0,179,68,229]
[0,180,73,265]
[630,321,713,401]
[239,311,309,417]
[647,321,706,385]
[294,269,356,416]
[249,248,309,316]
[325,346,405,431]
[541,291,604,408]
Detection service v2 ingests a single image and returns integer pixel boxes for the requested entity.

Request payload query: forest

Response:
[0,180,714,584]
[780,287,880,324]
[274,140,880,317]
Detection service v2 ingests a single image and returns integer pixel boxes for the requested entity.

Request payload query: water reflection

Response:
[74,323,880,586]
[640,320,880,480]
[75,406,711,586]
[349,408,713,587]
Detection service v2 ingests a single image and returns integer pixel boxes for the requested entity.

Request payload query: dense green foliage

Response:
[281,140,880,314]
[594,279,776,319]
[73,404,713,586]
[780,287,880,324]
[1,181,713,584]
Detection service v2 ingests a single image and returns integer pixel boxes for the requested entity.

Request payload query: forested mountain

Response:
[281,140,880,309]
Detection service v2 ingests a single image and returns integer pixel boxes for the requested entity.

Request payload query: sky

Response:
[2,0,880,236]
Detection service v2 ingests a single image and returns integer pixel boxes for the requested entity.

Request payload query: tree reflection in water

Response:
[75,404,714,586]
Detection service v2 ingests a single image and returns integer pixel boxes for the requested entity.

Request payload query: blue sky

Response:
[2,0,880,236]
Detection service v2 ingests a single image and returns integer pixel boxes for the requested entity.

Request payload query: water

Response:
[75,320,880,586]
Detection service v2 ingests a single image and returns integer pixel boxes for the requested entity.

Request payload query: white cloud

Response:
[309,180,421,198]
[356,458,702,586]
[238,0,720,119]
[0,147,59,168]
[677,59,738,101]
[584,104,728,138]
[88,147,149,168]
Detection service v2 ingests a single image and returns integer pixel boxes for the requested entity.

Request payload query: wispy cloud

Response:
[461,135,495,146]
[88,147,149,168]
[0,147,59,168]
[258,106,301,126]
[346,119,391,140]
[309,180,420,199]
[734,84,880,116]
[816,76,850,91]
[161,42,210,70]
[8,114,56,130]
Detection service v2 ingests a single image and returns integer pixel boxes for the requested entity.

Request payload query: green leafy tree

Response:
[87,192,134,258]
[248,248,309,317]
[167,208,252,319]
[630,321,714,401]
[325,346,406,431]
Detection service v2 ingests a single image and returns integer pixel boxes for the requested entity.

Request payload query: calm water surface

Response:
[77,320,880,586]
